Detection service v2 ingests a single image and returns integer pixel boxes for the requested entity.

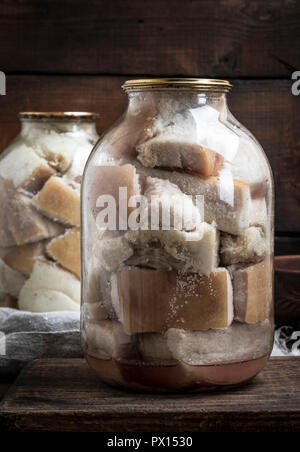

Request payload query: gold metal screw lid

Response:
[19,112,99,120]
[122,78,232,93]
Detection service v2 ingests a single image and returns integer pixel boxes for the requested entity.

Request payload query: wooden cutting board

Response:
[0,357,299,432]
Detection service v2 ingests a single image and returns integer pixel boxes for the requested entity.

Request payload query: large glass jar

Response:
[0,112,99,312]
[81,79,274,392]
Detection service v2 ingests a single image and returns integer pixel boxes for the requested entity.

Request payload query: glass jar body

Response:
[81,88,274,392]
[0,114,99,311]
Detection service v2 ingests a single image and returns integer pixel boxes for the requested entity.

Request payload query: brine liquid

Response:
[85,354,269,393]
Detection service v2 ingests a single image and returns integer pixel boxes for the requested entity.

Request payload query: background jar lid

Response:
[19,112,99,121]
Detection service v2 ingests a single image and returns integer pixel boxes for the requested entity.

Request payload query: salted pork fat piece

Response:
[137,167,253,234]
[87,164,140,229]
[114,268,233,334]
[142,176,202,231]
[47,228,80,279]
[0,258,27,298]
[250,197,268,229]
[83,260,118,319]
[220,226,266,266]
[230,260,271,323]
[3,241,46,275]
[145,103,197,139]
[125,222,219,274]
[27,128,76,173]
[0,185,64,247]
[178,175,251,234]
[0,177,63,247]
[32,176,80,227]
[9,193,64,245]
[0,144,54,193]
[18,258,80,312]
[137,136,224,176]
[97,222,218,274]
[19,288,79,312]
[166,319,272,366]
[83,256,109,303]
[97,233,134,272]
[137,333,177,365]
[145,104,238,165]
[83,320,138,361]
[63,137,97,184]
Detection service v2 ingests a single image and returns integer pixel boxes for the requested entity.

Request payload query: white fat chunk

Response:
[96,222,219,275]
[0,144,53,192]
[189,105,240,162]
[0,185,64,247]
[141,176,202,231]
[18,289,80,312]
[138,333,176,365]
[83,320,136,360]
[10,193,65,245]
[63,134,96,182]
[166,320,272,366]
[137,135,223,176]
[148,108,199,141]
[250,197,268,229]
[136,165,252,234]
[125,222,219,275]
[220,226,267,266]
[28,129,76,173]
[97,234,134,272]
[19,259,80,312]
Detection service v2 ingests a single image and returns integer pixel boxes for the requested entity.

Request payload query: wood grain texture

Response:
[0,75,299,232]
[0,384,11,401]
[0,357,299,432]
[0,0,299,76]
[275,237,300,256]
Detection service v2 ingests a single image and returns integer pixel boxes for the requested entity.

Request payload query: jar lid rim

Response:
[122,78,232,92]
[19,112,99,120]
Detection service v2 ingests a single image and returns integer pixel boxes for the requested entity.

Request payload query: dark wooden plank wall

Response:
[0,0,299,76]
[0,1,299,240]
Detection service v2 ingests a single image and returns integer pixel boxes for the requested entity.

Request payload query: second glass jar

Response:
[0,112,99,311]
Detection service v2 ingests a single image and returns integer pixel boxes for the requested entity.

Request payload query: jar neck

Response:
[126,90,229,116]
[20,119,98,136]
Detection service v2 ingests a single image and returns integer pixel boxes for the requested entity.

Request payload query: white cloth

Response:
[0,308,81,377]
[272,326,300,356]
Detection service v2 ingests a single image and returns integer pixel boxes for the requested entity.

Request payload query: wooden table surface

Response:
[0,357,299,432]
